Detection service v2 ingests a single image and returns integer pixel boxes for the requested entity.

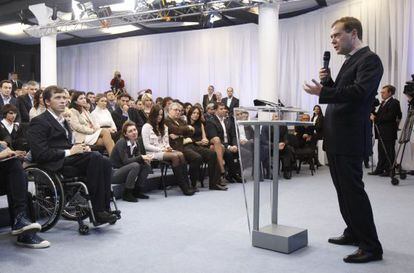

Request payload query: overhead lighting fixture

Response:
[109,0,137,12]
[0,23,30,36]
[101,24,140,34]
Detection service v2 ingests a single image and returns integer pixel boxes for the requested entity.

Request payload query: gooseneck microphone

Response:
[322,51,331,84]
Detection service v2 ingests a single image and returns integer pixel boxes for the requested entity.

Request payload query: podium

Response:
[234,107,312,254]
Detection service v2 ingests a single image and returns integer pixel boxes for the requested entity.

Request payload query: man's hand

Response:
[370,113,376,122]
[201,138,209,146]
[228,146,238,153]
[303,79,322,96]
[0,148,16,159]
[240,139,248,145]
[70,144,85,155]
[163,147,173,152]
[122,105,129,114]
[169,134,179,140]
[0,141,8,148]
[319,68,331,81]
[15,150,27,158]
[279,142,286,150]
[142,154,152,164]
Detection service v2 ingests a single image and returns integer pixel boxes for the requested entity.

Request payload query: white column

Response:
[41,34,57,87]
[258,3,280,102]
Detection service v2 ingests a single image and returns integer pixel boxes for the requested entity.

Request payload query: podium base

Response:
[252,224,308,254]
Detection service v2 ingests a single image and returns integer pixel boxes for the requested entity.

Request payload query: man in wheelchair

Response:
[27,86,118,225]
[0,144,50,248]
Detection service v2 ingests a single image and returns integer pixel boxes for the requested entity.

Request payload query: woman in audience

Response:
[136,99,144,111]
[29,89,46,120]
[91,94,117,133]
[0,104,19,148]
[138,93,153,122]
[311,105,324,141]
[187,106,225,190]
[110,121,152,202]
[141,105,195,196]
[69,91,115,155]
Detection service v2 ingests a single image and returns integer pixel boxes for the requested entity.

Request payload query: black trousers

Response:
[0,158,27,217]
[63,152,112,212]
[223,148,241,177]
[182,144,220,186]
[376,139,395,173]
[327,153,382,254]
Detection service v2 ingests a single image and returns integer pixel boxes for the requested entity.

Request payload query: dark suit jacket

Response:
[164,116,193,151]
[111,106,144,132]
[311,114,324,140]
[0,122,18,148]
[17,94,33,123]
[0,96,20,123]
[374,97,402,140]
[319,47,383,157]
[221,97,239,115]
[206,115,237,146]
[11,80,22,96]
[202,94,217,111]
[110,137,145,168]
[27,111,73,171]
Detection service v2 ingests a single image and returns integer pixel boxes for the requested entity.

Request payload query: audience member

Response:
[110,71,125,94]
[86,92,96,111]
[155,97,163,106]
[111,93,144,132]
[0,80,18,113]
[110,121,152,202]
[202,85,216,111]
[27,85,118,224]
[10,72,22,97]
[69,91,115,155]
[29,89,46,120]
[204,103,215,121]
[138,93,153,122]
[222,87,240,116]
[90,94,117,133]
[105,90,117,112]
[0,104,19,148]
[141,105,195,196]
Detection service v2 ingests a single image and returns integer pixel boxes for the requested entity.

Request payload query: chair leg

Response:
[161,165,167,198]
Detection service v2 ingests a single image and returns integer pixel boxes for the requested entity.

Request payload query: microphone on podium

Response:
[322,51,330,84]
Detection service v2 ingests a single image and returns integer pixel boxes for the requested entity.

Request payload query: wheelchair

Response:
[24,164,121,235]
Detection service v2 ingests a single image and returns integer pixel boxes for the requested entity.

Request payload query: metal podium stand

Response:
[235,107,312,254]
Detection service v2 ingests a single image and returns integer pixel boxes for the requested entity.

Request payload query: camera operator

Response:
[369,85,402,176]
[110,71,126,95]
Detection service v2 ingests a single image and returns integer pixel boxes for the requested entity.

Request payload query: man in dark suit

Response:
[0,80,20,123]
[202,85,217,111]
[369,85,402,176]
[27,85,118,224]
[304,17,383,263]
[222,87,240,116]
[10,72,22,97]
[17,80,37,123]
[206,102,242,183]
[111,93,144,132]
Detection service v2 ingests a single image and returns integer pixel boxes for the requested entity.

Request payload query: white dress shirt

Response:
[1,119,15,134]
[47,109,72,157]
[216,115,228,143]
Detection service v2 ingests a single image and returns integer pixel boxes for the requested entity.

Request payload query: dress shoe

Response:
[209,184,228,191]
[134,192,149,199]
[328,235,359,246]
[368,170,383,175]
[232,174,242,183]
[95,211,118,224]
[191,186,200,192]
[122,189,138,202]
[225,175,235,183]
[343,249,383,263]
[283,170,292,180]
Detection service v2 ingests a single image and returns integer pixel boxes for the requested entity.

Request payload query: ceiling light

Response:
[109,0,136,12]
[101,25,140,34]
[0,23,30,36]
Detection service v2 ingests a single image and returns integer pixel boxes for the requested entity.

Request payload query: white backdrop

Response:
[58,0,414,113]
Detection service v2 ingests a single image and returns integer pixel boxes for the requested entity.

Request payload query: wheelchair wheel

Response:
[391,177,399,185]
[79,224,89,235]
[25,167,64,232]
[61,184,89,221]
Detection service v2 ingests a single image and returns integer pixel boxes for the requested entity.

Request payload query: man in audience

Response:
[206,102,242,183]
[86,92,96,111]
[0,142,50,248]
[369,85,402,176]
[204,103,216,122]
[105,90,117,112]
[202,85,217,111]
[10,72,22,97]
[215,91,222,104]
[222,87,240,116]
[27,85,118,224]
[111,93,144,132]
[21,83,29,97]
[17,80,38,123]
[0,80,17,109]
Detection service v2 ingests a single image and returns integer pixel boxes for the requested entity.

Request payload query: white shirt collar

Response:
[1,119,15,134]
[47,109,64,123]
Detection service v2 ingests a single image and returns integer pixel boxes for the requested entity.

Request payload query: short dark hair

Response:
[2,104,18,118]
[117,93,131,101]
[215,102,225,110]
[105,90,114,95]
[332,17,363,40]
[0,80,12,88]
[43,85,65,107]
[122,121,137,137]
[383,85,396,95]
[86,91,95,96]
[162,97,173,108]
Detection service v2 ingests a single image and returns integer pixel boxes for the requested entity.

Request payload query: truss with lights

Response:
[24,0,274,38]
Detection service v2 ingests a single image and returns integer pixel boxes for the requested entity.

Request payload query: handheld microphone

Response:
[322,51,331,83]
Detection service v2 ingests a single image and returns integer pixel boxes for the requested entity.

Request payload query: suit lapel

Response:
[44,111,71,141]
[335,47,370,86]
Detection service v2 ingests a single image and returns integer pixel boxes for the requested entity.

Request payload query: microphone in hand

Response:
[321,51,331,84]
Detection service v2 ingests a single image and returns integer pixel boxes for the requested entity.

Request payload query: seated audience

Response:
[27,85,118,224]
[0,80,19,122]
[138,93,153,122]
[29,89,46,120]
[86,92,96,111]
[206,102,242,183]
[141,105,195,196]
[0,143,50,248]
[204,103,216,122]
[311,105,324,141]
[202,85,216,111]
[215,91,222,104]
[111,93,144,132]
[90,94,117,133]
[294,114,316,149]
[155,97,163,106]
[17,81,38,123]
[0,104,20,149]
[69,91,115,155]
[136,99,144,111]
[187,106,226,190]
[105,90,117,112]
[110,121,152,202]
[222,87,240,116]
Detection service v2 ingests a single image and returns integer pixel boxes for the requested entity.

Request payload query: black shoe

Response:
[16,233,50,249]
[328,235,359,246]
[134,192,149,199]
[11,212,41,236]
[232,174,242,183]
[283,170,292,180]
[364,162,370,168]
[343,249,383,263]
[95,211,118,224]
[225,175,235,183]
[122,189,138,202]
[209,184,228,191]
[368,170,383,175]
